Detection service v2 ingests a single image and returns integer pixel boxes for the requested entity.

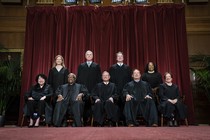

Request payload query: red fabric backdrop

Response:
[19,4,194,124]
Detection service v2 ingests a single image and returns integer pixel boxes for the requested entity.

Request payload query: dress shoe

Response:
[128,124,134,127]
[152,124,158,127]
[134,122,139,126]
[28,125,33,128]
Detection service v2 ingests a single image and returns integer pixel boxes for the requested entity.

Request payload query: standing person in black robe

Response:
[53,73,88,127]
[158,72,187,127]
[24,74,53,127]
[142,62,163,103]
[76,50,102,125]
[109,51,132,125]
[48,55,69,105]
[123,69,158,127]
[92,71,119,126]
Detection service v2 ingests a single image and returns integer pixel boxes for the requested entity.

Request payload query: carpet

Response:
[0,126,210,140]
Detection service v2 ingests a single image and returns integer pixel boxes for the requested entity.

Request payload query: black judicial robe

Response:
[123,80,158,126]
[141,72,163,89]
[158,83,187,120]
[24,84,53,124]
[77,62,101,92]
[109,64,132,95]
[48,67,69,104]
[92,82,119,125]
[48,67,69,92]
[53,83,88,127]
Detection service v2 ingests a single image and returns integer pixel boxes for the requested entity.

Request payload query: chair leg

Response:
[21,114,25,127]
[91,117,94,126]
[161,114,163,127]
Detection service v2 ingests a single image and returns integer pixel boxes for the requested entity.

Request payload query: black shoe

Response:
[128,123,134,127]
[134,122,139,127]
[61,121,68,127]
[95,122,103,127]
[28,125,33,128]
[108,121,113,127]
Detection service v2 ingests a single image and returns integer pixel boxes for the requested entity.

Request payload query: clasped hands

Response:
[95,97,114,103]
[167,99,177,104]
[28,96,46,101]
[126,94,152,101]
[57,93,84,102]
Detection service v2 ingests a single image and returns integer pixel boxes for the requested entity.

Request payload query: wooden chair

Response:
[66,114,84,127]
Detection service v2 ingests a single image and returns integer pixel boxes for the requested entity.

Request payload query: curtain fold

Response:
[19,4,194,124]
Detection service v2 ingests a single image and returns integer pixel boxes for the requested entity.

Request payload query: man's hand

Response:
[145,95,152,99]
[126,94,133,102]
[40,96,46,100]
[95,99,101,103]
[108,97,114,103]
[28,97,34,100]
[57,94,64,102]
[168,99,177,104]
[76,93,84,101]
[171,99,178,104]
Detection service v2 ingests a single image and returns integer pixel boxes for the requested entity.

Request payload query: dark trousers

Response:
[93,100,118,125]
[124,98,158,126]
[27,100,45,119]
[53,100,84,127]
[161,101,187,120]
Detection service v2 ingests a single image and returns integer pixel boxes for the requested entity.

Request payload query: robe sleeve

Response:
[122,83,130,100]
[112,84,119,101]
[96,64,102,83]
[48,69,53,85]
[24,87,33,101]
[158,84,168,102]
[64,68,69,84]
[80,84,88,97]
[91,85,100,101]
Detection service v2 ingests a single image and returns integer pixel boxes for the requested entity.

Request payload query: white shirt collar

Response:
[134,80,140,83]
[103,82,109,85]
[117,63,123,66]
[148,70,155,73]
[87,61,92,64]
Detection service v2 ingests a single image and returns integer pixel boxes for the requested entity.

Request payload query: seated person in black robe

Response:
[158,72,187,127]
[142,62,163,103]
[53,73,88,127]
[92,71,119,126]
[24,74,53,127]
[123,69,158,127]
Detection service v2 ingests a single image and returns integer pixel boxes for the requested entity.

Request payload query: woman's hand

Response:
[28,97,34,100]
[40,96,46,100]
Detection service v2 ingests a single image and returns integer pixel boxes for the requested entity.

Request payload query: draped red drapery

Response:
[19,4,194,124]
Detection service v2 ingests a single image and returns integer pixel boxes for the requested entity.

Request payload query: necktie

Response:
[87,62,91,67]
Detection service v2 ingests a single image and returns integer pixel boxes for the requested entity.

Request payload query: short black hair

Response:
[35,74,47,83]
[144,62,158,73]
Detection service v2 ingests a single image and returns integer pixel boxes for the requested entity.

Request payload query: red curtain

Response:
[19,4,194,124]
